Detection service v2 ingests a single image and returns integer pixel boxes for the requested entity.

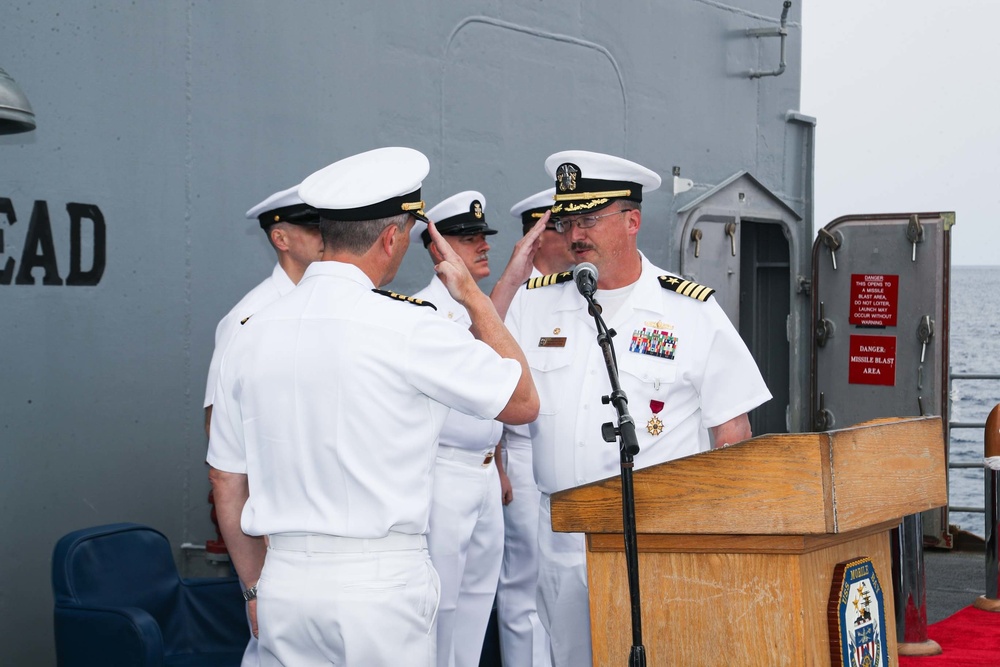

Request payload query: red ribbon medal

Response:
[647,400,664,435]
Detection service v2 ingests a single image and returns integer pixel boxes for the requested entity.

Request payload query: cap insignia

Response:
[526,271,573,289]
[558,198,610,213]
[472,201,483,219]
[556,163,579,192]
[658,275,716,301]
[372,288,438,310]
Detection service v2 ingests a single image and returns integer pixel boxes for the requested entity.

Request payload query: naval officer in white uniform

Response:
[203,184,323,437]
[494,187,574,667]
[503,150,772,667]
[412,191,506,667]
[202,185,323,667]
[208,147,539,667]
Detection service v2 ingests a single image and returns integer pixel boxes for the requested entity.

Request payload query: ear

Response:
[427,241,445,264]
[625,208,641,236]
[270,225,290,251]
[380,223,398,257]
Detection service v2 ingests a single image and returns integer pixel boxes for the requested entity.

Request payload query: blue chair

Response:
[52,522,250,666]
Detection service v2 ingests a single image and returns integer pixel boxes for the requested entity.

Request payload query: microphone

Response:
[573,262,598,300]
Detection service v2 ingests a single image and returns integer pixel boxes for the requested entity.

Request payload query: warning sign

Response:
[848,335,897,386]
[849,274,899,327]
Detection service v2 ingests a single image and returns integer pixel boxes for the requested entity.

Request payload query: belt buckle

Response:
[482,451,494,467]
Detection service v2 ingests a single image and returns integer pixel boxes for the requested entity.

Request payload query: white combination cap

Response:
[543,150,661,215]
[509,187,556,226]
[245,184,319,229]
[299,147,430,222]
[412,190,497,247]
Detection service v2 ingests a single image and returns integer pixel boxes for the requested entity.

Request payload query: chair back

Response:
[52,522,186,647]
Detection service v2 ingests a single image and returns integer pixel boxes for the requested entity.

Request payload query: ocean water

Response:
[946,265,1000,538]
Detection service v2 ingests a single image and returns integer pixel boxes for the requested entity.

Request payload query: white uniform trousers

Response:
[537,493,593,667]
[256,534,440,666]
[496,445,551,667]
[428,446,505,667]
[239,631,259,667]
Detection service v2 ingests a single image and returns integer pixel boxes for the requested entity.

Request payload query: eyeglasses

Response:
[551,208,634,234]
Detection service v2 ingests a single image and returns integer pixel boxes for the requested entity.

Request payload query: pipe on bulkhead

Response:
[748,1,792,79]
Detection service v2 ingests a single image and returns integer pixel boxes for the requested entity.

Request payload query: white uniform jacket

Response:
[414,275,503,451]
[504,254,771,495]
[203,263,294,408]
[207,261,521,538]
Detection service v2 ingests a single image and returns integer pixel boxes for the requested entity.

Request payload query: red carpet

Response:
[898,606,1000,666]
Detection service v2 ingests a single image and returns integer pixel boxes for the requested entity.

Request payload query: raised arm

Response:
[429,221,539,425]
[489,213,548,320]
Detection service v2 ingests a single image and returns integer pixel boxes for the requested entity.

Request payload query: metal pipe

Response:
[952,421,991,429]
[893,513,940,655]
[974,404,1000,611]
[748,1,791,79]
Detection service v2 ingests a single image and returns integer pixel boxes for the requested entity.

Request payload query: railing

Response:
[948,372,1000,514]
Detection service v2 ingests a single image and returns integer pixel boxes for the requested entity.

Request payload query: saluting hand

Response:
[488,212,550,320]
[501,212,548,287]
[428,220,481,305]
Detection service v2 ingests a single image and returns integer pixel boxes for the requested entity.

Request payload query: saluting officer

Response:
[509,187,574,277]
[493,187,575,667]
[503,150,771,667]
[208,147,539,667]
[411,190,506,667]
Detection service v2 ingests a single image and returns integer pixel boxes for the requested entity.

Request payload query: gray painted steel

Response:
[0,1,806,662]
[811,212,952,434]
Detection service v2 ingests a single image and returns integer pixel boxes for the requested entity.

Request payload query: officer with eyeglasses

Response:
[502,150,772,667]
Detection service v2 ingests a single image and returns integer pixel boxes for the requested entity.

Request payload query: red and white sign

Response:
[849,274,899,327]
[848,335,897,386]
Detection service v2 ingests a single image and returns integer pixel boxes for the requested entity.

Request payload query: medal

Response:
[646,400,664,435]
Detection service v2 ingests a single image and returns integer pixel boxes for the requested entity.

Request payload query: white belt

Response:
[268,532,426,553]
[437,444,495,467]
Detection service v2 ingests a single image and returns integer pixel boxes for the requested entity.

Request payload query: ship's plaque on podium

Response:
[549,415,946,666]
[828,556,889,667]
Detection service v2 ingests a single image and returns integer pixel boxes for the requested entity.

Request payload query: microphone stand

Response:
[583,290,647,666]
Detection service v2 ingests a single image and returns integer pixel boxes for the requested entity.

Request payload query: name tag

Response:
[538,337,567,348]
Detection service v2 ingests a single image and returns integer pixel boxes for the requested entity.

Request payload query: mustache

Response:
[476,252,489,262]
[571,242,594,252]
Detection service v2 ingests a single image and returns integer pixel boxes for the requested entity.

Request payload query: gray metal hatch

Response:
[810,211,954,546]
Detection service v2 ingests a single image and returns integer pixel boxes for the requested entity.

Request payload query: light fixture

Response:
[0,66,36,135]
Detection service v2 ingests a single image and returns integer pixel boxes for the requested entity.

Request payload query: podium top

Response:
[550,416,947,536]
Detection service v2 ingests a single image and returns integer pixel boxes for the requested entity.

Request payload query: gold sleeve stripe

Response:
[526,271,573,289]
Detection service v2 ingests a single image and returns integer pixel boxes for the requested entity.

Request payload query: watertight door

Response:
[677,171,810,437]
[810,212,954,545]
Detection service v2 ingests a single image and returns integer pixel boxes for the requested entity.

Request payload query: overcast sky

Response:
[800,1,998,266]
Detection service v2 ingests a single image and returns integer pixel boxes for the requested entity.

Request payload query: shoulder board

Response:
[372,288,437,310]
[240,315,252,325]
[658,275,716,301]
[525,271,573,289]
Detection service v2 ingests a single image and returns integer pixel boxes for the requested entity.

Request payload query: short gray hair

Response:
[320,213,410,254]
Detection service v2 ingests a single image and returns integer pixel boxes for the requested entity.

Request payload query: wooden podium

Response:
[549,416,947,666]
